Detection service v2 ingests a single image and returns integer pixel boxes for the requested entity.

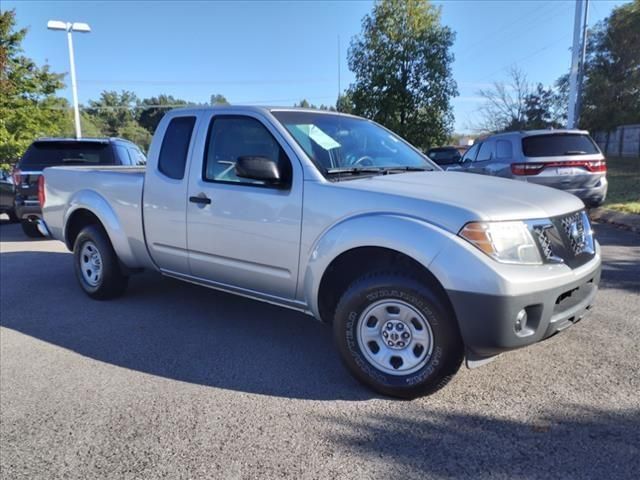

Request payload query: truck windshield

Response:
[271,111,435,178]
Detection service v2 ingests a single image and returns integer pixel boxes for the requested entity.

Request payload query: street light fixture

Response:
[47,20,91,139]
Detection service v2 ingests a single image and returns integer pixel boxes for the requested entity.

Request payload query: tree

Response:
[210,93,229,105]
[294,99,311,108]
[475,68,563,133]
[523,83,563,130]
[475,68,529,133]
[336,93,355,114]
[137,94,188,134]
[345,0,457,150]
[578,0,640,131]
[0,9,68,163]
[86,90,138,137]
[293,99,335,110]
[117,120,152,152]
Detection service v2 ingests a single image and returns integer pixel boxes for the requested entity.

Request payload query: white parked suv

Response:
[456,130,607,207]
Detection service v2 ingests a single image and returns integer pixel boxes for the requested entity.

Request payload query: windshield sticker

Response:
[293,124,341,150]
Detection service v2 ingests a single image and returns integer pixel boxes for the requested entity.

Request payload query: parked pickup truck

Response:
[41,106,601,398]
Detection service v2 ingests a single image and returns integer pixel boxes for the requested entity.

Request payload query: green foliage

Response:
[346,0,457,150]
[210,93,229,105]
[86,90,139,137]
[137,94,188,134]
[293,99,335,111]
[0,10,68,160]
[579,0,640,131]
[117,120,152,152]
[476,68,563,133]
[336,93,355,114]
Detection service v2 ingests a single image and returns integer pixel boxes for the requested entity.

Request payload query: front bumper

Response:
[448,257,601,360]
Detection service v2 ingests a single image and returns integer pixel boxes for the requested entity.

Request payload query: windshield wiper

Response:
[380,166,431,173]
[326,166,386,175]
[326,165,430,176]
[564,150,587,155]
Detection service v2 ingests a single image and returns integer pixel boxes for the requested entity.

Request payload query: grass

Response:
[604,157,640,214]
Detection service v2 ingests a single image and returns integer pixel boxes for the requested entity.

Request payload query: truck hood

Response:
[335,171,585,225]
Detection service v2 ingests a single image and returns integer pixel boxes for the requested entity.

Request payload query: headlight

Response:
[459,221,542,265]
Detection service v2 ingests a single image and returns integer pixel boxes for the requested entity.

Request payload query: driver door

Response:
[186,114,303,300]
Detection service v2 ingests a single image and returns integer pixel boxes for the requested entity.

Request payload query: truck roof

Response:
[34,137,137,145]
[487,129,591,138]
[167,105,361,119]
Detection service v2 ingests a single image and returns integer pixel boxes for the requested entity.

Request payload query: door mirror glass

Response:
[235,156,282,184]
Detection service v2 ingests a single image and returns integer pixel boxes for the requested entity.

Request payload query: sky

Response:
[4,0,627,133]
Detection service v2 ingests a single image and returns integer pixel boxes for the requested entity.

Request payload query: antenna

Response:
[338,35,341,99]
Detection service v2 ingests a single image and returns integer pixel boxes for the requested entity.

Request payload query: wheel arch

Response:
[62,190,137,267]
[303,214,456,323]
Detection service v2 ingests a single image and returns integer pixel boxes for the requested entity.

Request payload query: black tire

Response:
[73,225,128,300]
[334,273,464,399]
[21,220,44,238]
[7,209,19,223]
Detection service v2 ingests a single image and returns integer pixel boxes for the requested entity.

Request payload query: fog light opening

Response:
[514,309,528,334]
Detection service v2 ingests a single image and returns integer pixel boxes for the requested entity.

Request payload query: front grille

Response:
[530,210,595,268]
[561,212,588,255]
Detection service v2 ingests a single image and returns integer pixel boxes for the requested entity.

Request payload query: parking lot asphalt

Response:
[1,218,638,479]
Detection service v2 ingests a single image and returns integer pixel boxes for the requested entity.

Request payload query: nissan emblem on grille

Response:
[562,212,588,255]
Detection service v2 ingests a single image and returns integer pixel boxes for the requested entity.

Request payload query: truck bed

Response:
[43,166,154,269]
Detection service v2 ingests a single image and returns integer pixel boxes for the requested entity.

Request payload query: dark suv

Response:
[13,138,146,237]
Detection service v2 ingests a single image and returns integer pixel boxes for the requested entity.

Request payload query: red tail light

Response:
[512,160,607,176]
[12,168,22,185]
[511,163,544,175]
[38,175,45,206]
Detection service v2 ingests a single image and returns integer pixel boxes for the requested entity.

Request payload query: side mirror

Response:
[235,156,282,184]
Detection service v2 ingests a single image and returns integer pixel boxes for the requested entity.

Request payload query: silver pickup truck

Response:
[42,106,601,398]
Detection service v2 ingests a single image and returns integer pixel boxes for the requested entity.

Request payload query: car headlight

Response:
[459,221,542,265]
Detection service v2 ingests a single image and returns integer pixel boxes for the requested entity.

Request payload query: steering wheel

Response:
[352,155,375,167]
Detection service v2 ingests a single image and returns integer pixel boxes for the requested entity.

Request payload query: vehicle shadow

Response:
[317,406,640,478]
[0,251,370,401]
[0,219,45,242]
[593,224,640,294]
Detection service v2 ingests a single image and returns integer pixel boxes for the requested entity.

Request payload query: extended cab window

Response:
[203,116,291,187]
[158,116,195,179]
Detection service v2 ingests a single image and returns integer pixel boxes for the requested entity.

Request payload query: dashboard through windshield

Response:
[271,110,435,178]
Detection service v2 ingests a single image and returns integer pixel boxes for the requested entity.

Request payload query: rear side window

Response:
[158,116,196,179]
[19,142,115,170]
[496,140,513,159]
[522,134,599,157]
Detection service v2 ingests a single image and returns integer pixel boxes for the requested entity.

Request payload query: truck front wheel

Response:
[73,225,128,300]
[334,273,463,399]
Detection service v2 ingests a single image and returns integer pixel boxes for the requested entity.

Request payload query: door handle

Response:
[189,195,211,205]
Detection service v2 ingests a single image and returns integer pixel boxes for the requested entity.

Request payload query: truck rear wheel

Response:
[333,273,463,399]
[73,225,128,300]
[21,220,44,238]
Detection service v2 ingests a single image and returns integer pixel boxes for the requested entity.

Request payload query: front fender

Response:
[301,213,455,318]
[63,189,137,267]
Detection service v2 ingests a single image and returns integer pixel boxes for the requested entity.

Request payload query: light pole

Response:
[47,20,91,139]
